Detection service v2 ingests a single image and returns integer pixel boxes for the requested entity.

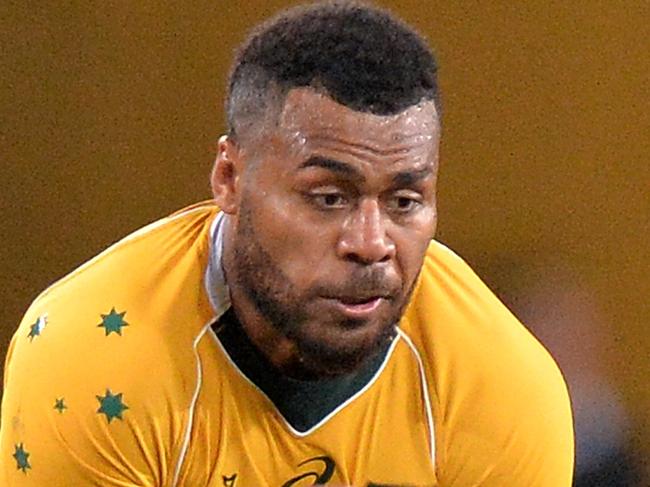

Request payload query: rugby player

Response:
[1,2,573,485]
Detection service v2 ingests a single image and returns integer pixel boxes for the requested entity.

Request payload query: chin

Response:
[290,316,396,377]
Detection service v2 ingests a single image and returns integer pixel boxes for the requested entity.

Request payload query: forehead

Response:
[277,88,439,156]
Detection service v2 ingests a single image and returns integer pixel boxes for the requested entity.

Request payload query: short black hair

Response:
[227,1,440,140]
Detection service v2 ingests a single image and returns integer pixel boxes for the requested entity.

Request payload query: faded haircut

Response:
[226,1,440,142]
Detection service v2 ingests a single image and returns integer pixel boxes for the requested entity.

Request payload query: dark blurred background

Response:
[1,1,648,484]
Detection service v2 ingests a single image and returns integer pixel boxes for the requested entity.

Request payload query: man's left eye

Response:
[322,194,344,206]
[389,194,422,212]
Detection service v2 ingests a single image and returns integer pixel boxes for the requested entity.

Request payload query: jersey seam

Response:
[396,328,436,469]
[171,320,214,487]
[26,205,216,309]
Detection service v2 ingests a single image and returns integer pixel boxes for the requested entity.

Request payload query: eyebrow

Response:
[298,156,433,186]
[391,164,434,187]
[298,156,365,182]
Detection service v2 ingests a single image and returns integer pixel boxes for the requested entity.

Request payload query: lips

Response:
[336,295,386,305]
[322,295,389,319]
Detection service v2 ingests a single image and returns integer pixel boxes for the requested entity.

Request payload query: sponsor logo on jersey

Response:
[281,455,336,486]
[225,455,429,486]
[222,473,237,486]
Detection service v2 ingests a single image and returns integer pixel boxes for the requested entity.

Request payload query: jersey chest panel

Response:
[177,333,437,486]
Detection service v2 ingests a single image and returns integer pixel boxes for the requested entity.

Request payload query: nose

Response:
[337,198,396,265]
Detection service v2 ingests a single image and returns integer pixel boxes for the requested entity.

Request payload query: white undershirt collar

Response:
[204,211,231,319]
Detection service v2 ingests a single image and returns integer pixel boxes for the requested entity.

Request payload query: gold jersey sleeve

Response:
[401,242,575,486]
[1,202,573,486]
[0,203,218,486]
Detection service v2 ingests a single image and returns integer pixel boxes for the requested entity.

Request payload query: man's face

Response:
[227,88,439,376]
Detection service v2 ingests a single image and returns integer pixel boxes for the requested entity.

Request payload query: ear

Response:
[211,135,243,214]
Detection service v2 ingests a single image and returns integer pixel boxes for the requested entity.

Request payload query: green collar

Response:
[214,307,394,433]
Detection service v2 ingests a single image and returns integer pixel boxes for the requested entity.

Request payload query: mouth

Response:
[324,295,388,319]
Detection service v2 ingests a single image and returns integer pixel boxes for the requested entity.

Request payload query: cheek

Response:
[397,243,427,282]
[394,223,435,283]
[249,191,336,284]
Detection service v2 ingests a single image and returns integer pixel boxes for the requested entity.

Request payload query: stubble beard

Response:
[229,202,415,377]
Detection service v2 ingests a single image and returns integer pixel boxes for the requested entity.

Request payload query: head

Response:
[212,1,441,378]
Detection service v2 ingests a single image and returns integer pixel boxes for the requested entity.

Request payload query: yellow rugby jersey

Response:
[1,201,574,486]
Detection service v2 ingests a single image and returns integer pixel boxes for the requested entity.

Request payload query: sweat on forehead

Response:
[231,89,439,181]
[277,88,439,151]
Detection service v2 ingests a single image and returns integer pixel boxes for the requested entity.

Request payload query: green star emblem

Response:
[54,398,67,413]
[13,443,31,473]
[96,389,128,423]
[98,308,128,336]
[27,314,47,342]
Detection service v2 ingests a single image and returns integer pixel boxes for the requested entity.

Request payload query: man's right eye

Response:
[309,192,348,209]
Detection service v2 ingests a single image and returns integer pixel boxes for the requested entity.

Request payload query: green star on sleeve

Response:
[96,389,129,423]
[13,443,31,473]
[27,314,47,342]
[54,398,67,413]
[98,308,128,336]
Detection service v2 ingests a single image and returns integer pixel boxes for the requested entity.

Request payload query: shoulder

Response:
[6,201,219,386]
[0,202,220,484]
[406,239,557,367]
[405,240,540,357]
[32,201,218,307]
[402,240,574,485]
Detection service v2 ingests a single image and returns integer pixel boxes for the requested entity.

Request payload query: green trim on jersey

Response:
[214,307,394,433]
